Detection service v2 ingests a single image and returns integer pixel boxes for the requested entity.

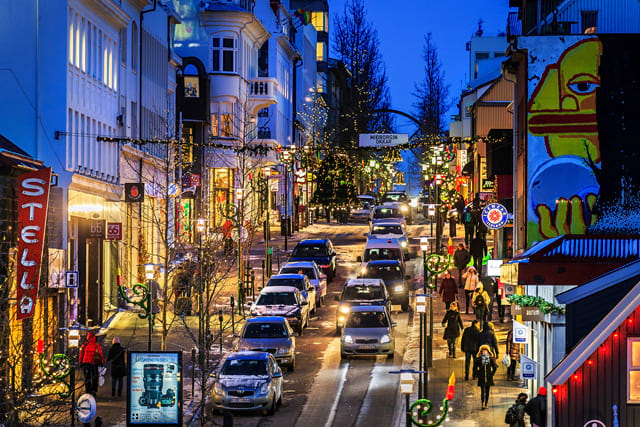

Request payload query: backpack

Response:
[92,346,102,365]
[474,294,485,308]
[464,211,472,223]
[505,403,519,424]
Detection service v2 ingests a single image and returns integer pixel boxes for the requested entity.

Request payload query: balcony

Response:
[248,77,278,115]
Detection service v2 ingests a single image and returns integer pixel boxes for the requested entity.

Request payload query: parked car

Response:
[265,274,317,314]
[334,278,391,335]
[209,351,283,416]
[236,317,296,371]
[361,259,411,311]
[279,261,327,307]
[381,191,412,224]
[349,195,376,222]
[289,239,337,281]
[250,286,309,335]
[367,221,410,256]
[369,205,407,229]
[340,306,395,359]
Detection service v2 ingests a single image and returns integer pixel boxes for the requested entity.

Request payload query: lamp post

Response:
[195,217,207,427]
[419,237,429,399]
[281,147,293,250]
[68,327,80,426]
[263,167,272,278]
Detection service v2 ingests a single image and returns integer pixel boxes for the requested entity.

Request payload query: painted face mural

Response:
[523,37,602,244]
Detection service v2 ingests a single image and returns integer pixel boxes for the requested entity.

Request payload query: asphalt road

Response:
[217,222,428,427]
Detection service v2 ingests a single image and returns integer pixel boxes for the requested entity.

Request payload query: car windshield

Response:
[292,244,328,257]
[371,225,403,235]
[256,292,297,306]
[382,193,406,202]
[243,323,288,339]
[267,278,305,291]
[221,359,268,376]
[364,265,403,282]
[374,208,402,219]
[280,267,317,279]
[364,248,401,262]
[343,285,384,301]
[346,311,389,328]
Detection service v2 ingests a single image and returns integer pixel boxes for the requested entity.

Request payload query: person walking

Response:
[463,267,479,314]
[79,331,104,396]
[478,321,499,359]
[461,320,481,380]
[441,301,464,358]
[106,337,127,398]
[448,209,457,237]
[507,393,528,427]
[471,284,491,330]
[525,387,547,427]
[470,234,488,277]
[474,344,498,409]
[439,271,458,310]
[463,207,474,247]
[506,328,521,381]
[455,196,466,224]
[453,243,471,287]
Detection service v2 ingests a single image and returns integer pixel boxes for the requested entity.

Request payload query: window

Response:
[212,37,237,73]
[316,41,326,61]
[258,40,268,77]
[183,64,199,97]
[474,52,489,78]
[316,73,326,93]
[629,337,640,403]
[211,103,234,137]
[131,101,137,137]
[131,22,138,72]
[120,28,127,65]
[581,10,598,33]
[311,11,328,32]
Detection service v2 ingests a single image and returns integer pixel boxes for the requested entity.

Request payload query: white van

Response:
[357,238,405,276]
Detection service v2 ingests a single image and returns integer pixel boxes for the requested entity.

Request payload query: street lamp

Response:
[263,167,272,278]
[389,369,423,427]
[281,147,293,250]
[68,327,80,426]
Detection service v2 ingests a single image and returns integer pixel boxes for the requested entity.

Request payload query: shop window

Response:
[628,337,640,403]
[210,168,234,227]
[211,103,234,138]
[213,37,237,73]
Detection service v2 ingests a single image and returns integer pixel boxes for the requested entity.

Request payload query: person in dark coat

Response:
[439,271,458,310]
[460,320,481,380]
[509,393,528,427]
[470,234,488,276]
[106,337,127,397]
[455,196,466,224]
[525,387,547,427]
[474,344,498,409]
[441,302,464,358]
[453,243,471,287]
[506,328,522,381]
[471,284,490,331]
[478,321,499,359]
[79,331,104,396]
[463,207,474,247]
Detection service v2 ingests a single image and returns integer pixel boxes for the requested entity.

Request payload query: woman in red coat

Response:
[439,271,458,310]
[79,331,104,396]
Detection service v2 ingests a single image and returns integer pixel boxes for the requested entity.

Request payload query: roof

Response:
[349,305,386,312]
[546,273,640,385]
[259,286,300,294]
[297,239,328,245]
[0,134,44,171]
[358,195,376,199]
[245,316,287,323]
[371,222,404,227]
[556,259,640,304]
[345,278,385,287]
[365,239,400,249]
[367,260,401,266]
[227,351,271,360]
[269,274,305,280]
[281,261,317,268]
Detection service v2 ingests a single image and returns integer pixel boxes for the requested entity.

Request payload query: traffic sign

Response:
[76,393,97,424]
[481,203,508,229]
[66,271,79,288]
[106,222,122,240]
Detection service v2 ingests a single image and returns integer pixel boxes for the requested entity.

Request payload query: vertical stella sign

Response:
[16,167,52,320]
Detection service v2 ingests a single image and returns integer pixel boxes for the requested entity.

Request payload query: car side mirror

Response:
[363,233,368,237]
[273,370,283,378]
[300,301,308,306]
[391,322,398,327]
[210,371,217,378]
[334,295,340,302]
[357,256,362,263]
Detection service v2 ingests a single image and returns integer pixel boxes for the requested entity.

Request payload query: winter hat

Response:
[476,344,492,357]
[475,283,483,291]
[538,386,547,396]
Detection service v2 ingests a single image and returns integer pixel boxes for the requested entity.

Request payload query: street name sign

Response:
[359,133,409,147]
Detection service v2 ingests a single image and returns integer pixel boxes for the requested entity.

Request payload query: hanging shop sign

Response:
[66,271,79,288]
[106,222,123,240]
[358,133,409,147]
[181,174,192,189]
[295,169,307,184]
[486,259,503,277]
[88,220,105,239]
[520,355,537,379]
[127,351,182,426]
[513,320,528,344]
[125,183,145,203]
[16,167,52,320]
[190,174,201,187]
[481,203,508,229]
[522,306,545,321]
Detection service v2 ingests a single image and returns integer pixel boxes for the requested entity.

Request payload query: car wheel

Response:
[289,359,295,372]
[298,324,303,336]
[340,352,349,360]
[401,301,410,312]
[277,393,283,407]
[267,398,276,416]
[317,296,322,308]
[387,351,395,359]
[335,326,342,336]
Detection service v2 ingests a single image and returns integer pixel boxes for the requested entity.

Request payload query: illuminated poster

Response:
[127,352,182,426]
[522,35,640,245]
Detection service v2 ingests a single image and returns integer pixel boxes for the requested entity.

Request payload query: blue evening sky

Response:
[329,0,510,133]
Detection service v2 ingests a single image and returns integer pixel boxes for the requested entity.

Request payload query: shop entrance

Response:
[76,218,104,327]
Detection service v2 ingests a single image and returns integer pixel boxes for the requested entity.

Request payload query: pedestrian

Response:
[506,393,528,427]
[455,196,466,224]
[472,285,489,330]
[482,277,496,322]
[453,243,471,287]
[439,271,458,310]
[506,328,521,381]
[106,337,127,397]
[525,387,547,427]
[448,209,457,237]
[463,267,479,314]
[478,321,499,358]
[79,331,104,396]
[461,320,481,381]
[463,207,474,247]
[470,234,488,276]
[488,276,505,323]
[474,344,498,409]
[441,301,464,358]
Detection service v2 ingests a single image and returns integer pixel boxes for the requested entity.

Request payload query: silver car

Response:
[279,261,328,307]
[236,317,296,371]
[209,351,283,416]
[340,305,395,359]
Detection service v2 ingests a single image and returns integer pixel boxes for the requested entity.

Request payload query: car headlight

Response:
[258,382,270,395]
[380,334,391,344]
[360,267,367,275]
[213,382,223,395]
[339,305,350,314]
[338,315,346,324]
[277,347,289,355]
[343,335,353,343]
[394,284,404,292]
[401,205,409,212]
[400,241,407,248]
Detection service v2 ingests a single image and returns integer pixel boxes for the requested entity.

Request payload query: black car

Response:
[289,239,337,281]
[362,260,410,311]
[334,278,391,335]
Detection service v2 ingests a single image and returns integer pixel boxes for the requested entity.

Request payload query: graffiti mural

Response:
[522,35,640,244]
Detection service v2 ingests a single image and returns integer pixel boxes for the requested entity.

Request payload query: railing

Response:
[257,128,271,139]
[249,78,275,97]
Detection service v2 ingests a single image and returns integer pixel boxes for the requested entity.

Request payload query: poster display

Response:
[127,352,182,426]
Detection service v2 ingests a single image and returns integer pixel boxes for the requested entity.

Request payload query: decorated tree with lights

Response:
[312,152,358,219]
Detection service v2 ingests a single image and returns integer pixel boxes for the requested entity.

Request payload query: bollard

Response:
[219,310,224,353]
[250,270,255,299]
[261,259,265,290]
[230,296,235,334]
[191,348,196,398]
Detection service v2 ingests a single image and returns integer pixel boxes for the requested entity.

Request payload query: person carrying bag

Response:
[79,331,104,396]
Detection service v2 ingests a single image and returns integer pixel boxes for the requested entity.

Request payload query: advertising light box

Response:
[127,352,182,426]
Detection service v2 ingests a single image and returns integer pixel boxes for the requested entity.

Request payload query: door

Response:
[86,238,103,326]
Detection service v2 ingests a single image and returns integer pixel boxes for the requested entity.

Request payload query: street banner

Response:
[127,351,182,426]
[520,355,537,379]
[513,320,528,344]
[16,167,52,320]
[358,133,408,147]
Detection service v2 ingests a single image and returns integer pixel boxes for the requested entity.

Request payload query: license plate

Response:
[229,397,252,403]
[359,345,376,350]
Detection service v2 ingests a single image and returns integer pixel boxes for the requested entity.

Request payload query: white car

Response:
[279,261,327,307]
[366,222,409,255]
[369,205,407,229]
[349,195,376,223]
